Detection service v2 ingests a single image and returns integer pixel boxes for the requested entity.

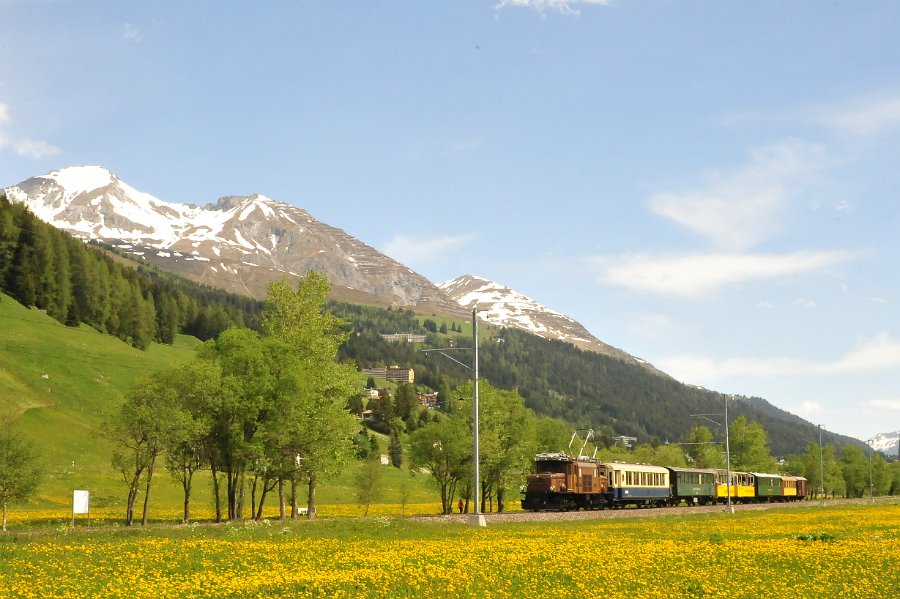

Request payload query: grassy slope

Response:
[0,292,198,506]
[0,293,436,516]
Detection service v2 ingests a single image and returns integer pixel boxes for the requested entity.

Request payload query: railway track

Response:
[409,497,895,525]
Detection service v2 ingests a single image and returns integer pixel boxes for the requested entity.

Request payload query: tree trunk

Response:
[237,472,246,520]
[228,467,244,520]
[250,475,259,520]
[141,456,157,526]
[182,472,193,524]
[278,478,285,521]
[307,473,317,519]
[448,480,459,514]
[290,478,297,520]
[125,481,139,526]
[210,466,222,523]
[255,477,273,521]
[227,470,238,520]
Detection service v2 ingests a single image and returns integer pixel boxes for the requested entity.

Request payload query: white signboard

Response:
[73,490,90,514]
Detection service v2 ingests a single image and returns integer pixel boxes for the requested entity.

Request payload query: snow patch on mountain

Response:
[867,431,899,455]
[439,274,665,375]
[3,166,467,315]
[48,165,113,193]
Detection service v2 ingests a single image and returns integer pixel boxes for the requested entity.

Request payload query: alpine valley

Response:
[1,166,883,453]
[3,166,654,366]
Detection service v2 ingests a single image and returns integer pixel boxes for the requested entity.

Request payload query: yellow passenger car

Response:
[714,470,755,503]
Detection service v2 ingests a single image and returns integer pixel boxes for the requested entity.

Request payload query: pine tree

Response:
[388,428,402,468]
[48,230,71,323]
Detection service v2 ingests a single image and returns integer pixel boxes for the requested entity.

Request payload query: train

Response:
[521,452,809,511]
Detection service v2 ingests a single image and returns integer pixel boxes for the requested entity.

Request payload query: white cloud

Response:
[792,298,816,309]
[648,140,828,250]
[623,312,681,342]
[589,250,853,298]
[818,93,900,137]
[0,102,61,160]
[448,138,483,154]
[14,138,60,159]
[799,401,823,415]
[660,332,900,381]
[123,23,143,42]
[864,399,900,412]
[495,0,613,16]
[382,234,473,266]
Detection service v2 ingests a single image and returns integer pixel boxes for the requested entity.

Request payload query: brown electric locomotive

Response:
[521,452,609,511]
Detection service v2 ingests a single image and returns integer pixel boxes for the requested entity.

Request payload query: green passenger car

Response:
[754,473,782,500]
[667,467,717,505]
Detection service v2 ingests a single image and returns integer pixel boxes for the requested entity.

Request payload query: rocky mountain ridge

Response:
[867,431,899,456]
[440,274,664,374]
[3,166,466,316]
[5,166,663,375]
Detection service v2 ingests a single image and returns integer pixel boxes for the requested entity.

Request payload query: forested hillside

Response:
[338,325,861,456]
[0,195,260,348]
[1,195,863,456]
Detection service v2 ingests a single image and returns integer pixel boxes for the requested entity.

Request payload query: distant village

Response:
[359,333,439,421]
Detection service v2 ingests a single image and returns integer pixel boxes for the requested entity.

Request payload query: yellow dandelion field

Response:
[1,502,897,597]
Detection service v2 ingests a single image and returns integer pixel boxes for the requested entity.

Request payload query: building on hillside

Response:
[417,392,438,409]
[612,435,638,449]
[380,333,427,343]
[365,388,380,399]
[361,365,415,385]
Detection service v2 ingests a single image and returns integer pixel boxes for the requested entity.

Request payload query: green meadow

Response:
[0,293,436,522]
[0,502,897,597]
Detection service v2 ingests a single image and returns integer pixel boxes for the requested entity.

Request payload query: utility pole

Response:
[471,308,485,527]
[869,451,874,503]
[818,425,825,506]
[690,397,732,514]
[416,308,485,526]
[724,396,733,514]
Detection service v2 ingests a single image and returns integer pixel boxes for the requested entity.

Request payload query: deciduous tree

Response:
[0,424,42,532]
[683,426,721,469]
[728,416,777,472]
[409,417,471,514]
[353,456,384,516]
[260,274,358,520]
[162,360,221,523]
[110,371,177,525]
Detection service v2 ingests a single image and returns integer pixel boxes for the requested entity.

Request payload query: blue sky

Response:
[2,1,899,444]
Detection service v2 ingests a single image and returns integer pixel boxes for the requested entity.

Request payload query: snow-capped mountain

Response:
[439,274,664,374]
[867,431,899,456]
[3,166,465,314]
